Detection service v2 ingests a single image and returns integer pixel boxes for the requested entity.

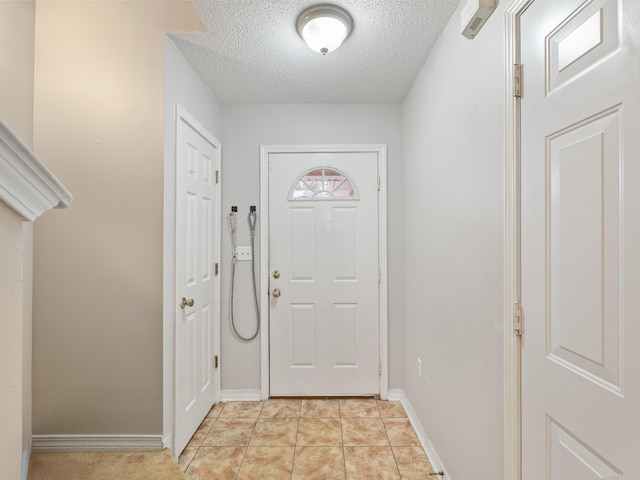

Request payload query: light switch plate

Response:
[235,246,252,261]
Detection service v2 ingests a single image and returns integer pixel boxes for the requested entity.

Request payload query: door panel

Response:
[520,0,640,477]
[175,112,220,454]
[269,152,380,396]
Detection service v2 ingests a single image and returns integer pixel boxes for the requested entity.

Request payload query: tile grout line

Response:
[379,400,404,479]
[182,402,219,475]
[289,400,303,480]
[339,400,349,480]
[235,401,263,480]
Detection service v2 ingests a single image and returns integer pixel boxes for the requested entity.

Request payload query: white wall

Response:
[221,104,403,392]
[163,35,222,447]
[400,3,506,479]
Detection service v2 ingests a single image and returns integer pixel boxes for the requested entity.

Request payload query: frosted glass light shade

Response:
[297,4,353,55]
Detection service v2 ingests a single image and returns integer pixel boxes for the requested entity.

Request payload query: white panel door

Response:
[175,110,220,454]
[521,0,640,477]
[269,151,380,395]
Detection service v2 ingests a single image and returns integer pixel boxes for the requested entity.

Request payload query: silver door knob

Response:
[180,297,194,309]
[272,288,281,298]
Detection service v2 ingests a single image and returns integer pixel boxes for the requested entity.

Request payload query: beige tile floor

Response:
[179,398,435,480]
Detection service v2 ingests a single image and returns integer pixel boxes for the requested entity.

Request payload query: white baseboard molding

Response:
[220,389,262,402]
[32,435,164,452]
[388,389,450,479]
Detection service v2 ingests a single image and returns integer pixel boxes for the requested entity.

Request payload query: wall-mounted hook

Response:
[250,205,256,212]
[231,206,237,212]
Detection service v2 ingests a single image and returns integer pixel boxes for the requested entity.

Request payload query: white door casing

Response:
[519,0,640,478]
[174,106,221,454]
[260,145,388,399]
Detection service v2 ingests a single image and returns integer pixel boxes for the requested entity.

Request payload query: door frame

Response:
[504,2,534,480]
[259,144,388,400]
[163,103,221,454]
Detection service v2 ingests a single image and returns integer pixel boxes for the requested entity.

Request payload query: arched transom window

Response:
[289,167,359,200]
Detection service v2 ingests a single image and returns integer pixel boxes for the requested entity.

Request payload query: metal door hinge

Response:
[214,355,219,368]
[215,170,220,184]
[378,268,382,284]
[379,360,382,376]
[215,263,219,276]
[513,64,522,98]
[377,177,381,191]
[513,302,523,337]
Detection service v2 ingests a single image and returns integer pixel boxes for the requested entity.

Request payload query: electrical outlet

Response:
[235,246,252,261]
[417,358,422,379]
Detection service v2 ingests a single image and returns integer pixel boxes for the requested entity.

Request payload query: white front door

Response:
[520,0,640,477]
[174,108,221,454]
[267,149,382,396]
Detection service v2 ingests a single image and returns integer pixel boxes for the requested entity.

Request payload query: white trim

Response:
[0,120,71,220]
[377,145,389,401]
[390,389,449,479]
[21,440,31,480]
[259,144,389,400]
[504,2,532,480]
[164,103,222,454]
[220,389,263,402]
[387,388,404,402]
[31,435,163,452]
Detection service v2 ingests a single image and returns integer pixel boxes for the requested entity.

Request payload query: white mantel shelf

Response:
[0,120,71,220]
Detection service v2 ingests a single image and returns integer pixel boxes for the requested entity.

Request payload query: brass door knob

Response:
[272,270,281,279]
[272,288,281,298]
[180,297,194,309]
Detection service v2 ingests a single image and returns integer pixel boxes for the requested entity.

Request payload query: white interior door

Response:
[175,108,221,454]
[520,0,640,477]
[268,150,381,396]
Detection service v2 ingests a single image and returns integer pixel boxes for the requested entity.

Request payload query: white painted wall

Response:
[221,104,403,392]
[400,3,506,479]
[163,35,222,448]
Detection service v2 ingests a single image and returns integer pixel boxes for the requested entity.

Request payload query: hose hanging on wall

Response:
[228,206,260,342]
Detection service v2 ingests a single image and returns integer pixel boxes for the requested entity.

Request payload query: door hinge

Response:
[513,64,522,98]
[513,302,523,337]
[215,170,220,184]
[214,355,219,368]
[377,177,381,191]
[215,263,219,276]
[379,360,382,376]
[378,268,382,284]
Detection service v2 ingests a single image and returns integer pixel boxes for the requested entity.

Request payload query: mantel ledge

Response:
[0,120,71,221]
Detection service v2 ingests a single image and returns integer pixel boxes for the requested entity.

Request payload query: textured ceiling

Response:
[171,0,461,104]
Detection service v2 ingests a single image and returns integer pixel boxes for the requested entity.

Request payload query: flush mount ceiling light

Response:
[296,4,353,55]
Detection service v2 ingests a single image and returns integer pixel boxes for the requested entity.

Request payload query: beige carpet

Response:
[28,449,187,480]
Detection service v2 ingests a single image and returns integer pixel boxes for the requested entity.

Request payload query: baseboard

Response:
[31,435,164,452]
[220,389,262,402]
[389,389,450,479]
[387,388,404,402]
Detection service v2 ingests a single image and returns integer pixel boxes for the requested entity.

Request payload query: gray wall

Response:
[220,104,404,392]
[400,3,506,479]
[163,35,223,443]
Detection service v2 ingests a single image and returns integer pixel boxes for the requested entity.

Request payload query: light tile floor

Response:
[179,398,435,480]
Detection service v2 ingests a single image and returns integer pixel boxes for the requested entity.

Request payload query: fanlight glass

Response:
[289,167,358,200]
